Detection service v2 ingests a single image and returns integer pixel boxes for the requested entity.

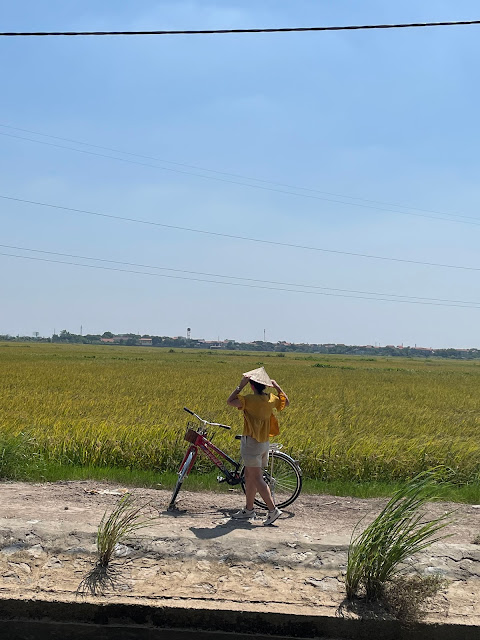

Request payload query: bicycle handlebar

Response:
[209,421,232,429]
[183,407,231,429]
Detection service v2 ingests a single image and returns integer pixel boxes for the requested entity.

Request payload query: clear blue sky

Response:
[1,1,480,347]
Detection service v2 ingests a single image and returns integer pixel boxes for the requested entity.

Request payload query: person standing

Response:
[227,367,289,525]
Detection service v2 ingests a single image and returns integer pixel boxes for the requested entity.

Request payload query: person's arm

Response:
[271,379,290,407]
[227,375,249,408]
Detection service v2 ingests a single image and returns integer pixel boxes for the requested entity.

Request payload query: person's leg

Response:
[244,466,258,510]
[247,466,275,512]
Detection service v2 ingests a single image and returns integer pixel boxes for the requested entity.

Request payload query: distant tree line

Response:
[0,334,51,343]
[1,331,479,360]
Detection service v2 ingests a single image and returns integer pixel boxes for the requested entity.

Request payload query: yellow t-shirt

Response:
[237,393,286,443]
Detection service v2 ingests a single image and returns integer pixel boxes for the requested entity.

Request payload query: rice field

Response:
[0,342,479,488]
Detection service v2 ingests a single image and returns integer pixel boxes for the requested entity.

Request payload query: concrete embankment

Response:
[0,482,479,638]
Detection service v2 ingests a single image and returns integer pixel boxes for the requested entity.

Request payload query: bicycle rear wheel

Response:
[241,450,302,509]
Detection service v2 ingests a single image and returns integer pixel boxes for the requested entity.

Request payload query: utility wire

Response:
[1,123,478,225]
[2,242,477,306]
[1,130,478,227]
[1,251,478,309]
[1,20,480,37]
[3,194,480,273]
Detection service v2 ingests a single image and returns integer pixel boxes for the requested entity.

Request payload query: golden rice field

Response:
[0,342,479,485]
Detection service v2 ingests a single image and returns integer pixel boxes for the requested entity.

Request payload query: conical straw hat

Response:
[243,366,273,387]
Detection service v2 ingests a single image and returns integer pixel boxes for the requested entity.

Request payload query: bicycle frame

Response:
[167,408,244,511]
[178,429,243,486]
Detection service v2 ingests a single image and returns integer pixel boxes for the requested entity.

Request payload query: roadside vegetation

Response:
[345,470,452,622]
[78,492,154,595]
[1,343,479,501]
[346,470,451,599]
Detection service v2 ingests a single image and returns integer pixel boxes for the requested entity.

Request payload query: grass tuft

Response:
[77,493,155,596]
[345,469,453,601]
[96,493,153,567]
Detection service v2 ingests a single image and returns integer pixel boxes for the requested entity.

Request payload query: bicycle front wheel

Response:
[242,450,302,509]
[168,448,195,511]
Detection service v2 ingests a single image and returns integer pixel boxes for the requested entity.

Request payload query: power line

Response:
[1,129,479,227]
[1,20,480,37]
[1,123,478,225]
[3,193,480,273]
[1,250,478,309]
[2,242,478,306]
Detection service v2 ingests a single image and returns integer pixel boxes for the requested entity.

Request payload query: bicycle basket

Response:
[184,428,199,444]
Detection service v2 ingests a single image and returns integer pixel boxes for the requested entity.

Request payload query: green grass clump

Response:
[0,431,45,480]
[78,493,155,596]
[345,470,452,601]
[96,493,152,567]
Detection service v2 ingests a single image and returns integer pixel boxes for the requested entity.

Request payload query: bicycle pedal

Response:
[216,476,227,483]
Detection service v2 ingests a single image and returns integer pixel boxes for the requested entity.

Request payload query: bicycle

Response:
[167,407,302,512]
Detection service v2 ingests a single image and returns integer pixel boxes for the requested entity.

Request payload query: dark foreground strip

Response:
[0,597,477,640]
[0,621,311,640]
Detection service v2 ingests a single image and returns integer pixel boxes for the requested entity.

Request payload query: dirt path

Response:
[0,481,479,626]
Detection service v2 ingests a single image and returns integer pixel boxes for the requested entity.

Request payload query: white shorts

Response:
[241,436,269,468]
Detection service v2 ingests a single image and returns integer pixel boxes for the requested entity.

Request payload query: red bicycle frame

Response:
[179,428,242,484]
[167,407,245,511]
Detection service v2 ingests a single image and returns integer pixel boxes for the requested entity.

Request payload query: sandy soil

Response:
[0,481,479,624]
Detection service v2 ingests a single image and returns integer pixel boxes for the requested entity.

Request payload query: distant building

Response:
[100,335,137,344]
